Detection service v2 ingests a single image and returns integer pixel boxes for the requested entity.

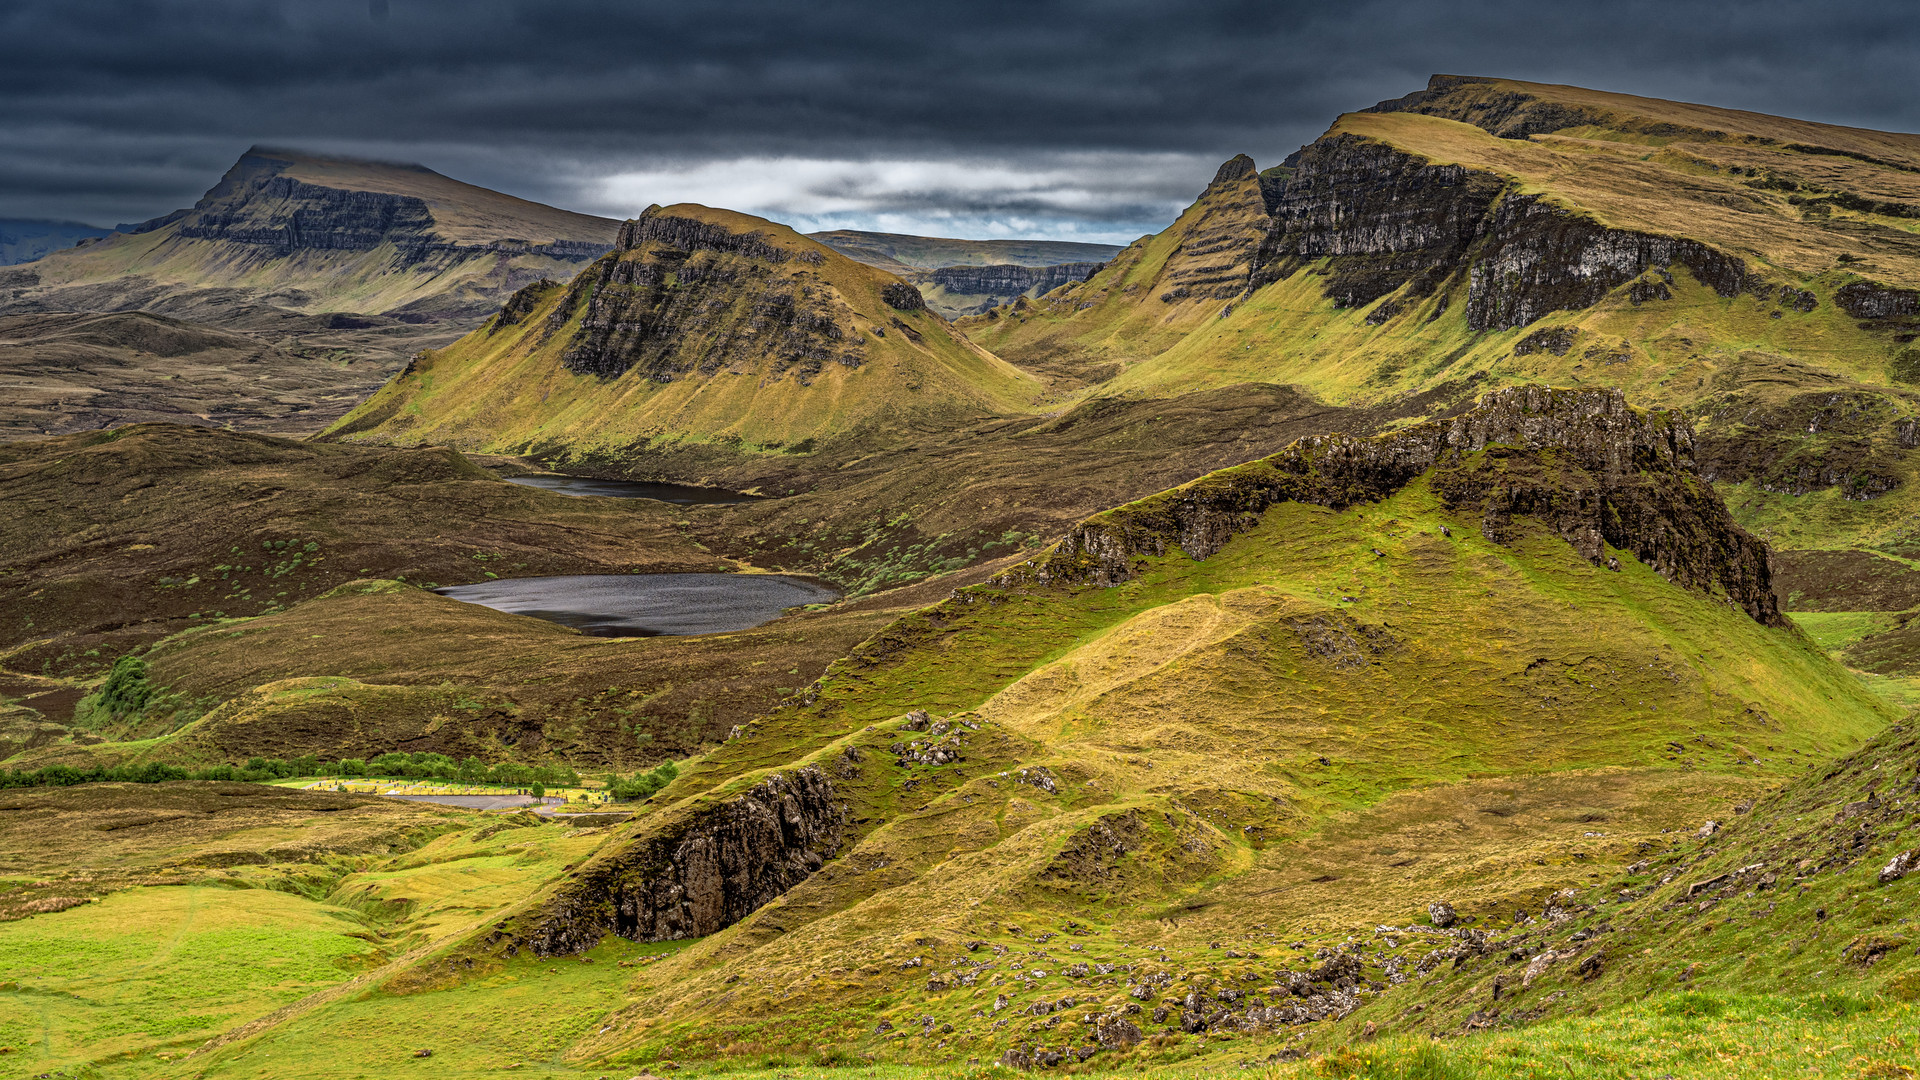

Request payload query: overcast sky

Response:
[4,0,1917,242]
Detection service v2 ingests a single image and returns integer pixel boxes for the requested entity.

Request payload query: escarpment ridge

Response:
[0,147,620,325]
[1017,385,1782,626]
[965,75,1920,554]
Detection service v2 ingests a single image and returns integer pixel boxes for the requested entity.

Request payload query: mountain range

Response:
[811,230,1123,316]
[0,218,111,266]
[3,75,1920,1080]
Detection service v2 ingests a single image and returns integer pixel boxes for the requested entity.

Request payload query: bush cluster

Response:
[0,750,591,791]
[604,760,679,801]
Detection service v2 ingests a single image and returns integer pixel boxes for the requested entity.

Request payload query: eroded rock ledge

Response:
[503,765,846,957]
[1003,386,1783,626]
[552,206,865,382]
[1250,135,1747,329]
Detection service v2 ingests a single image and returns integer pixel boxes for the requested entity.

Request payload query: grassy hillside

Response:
[963,78,1920,560]
[324,204,1042,456]
[159,388,1884,1075]
[0,388,1907,1080]
[0,147,619,324]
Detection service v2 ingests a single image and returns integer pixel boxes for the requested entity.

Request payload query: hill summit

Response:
[0,147,620,325]
[325,203,1041,456]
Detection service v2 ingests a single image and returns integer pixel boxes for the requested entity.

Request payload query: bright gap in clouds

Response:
[589,152,1219,244]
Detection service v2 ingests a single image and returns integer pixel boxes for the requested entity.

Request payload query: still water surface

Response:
[435,572,837,637]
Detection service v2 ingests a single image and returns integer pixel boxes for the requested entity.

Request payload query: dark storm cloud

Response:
[4,0,1918,239]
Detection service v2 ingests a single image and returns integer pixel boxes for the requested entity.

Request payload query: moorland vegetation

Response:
[3,75,1920,1080]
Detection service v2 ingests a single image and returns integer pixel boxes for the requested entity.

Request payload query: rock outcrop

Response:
[508,766,846,957]
[1464,195,1747,329]
[924,262,1104,301]
[1006,386,1784,626]
[1697,389,1905,500]
[1156,155,1273,303]
[1246,136,1748,328]
[177,151,611,262]
[1255,135,1504,310]
[555,206,867,382]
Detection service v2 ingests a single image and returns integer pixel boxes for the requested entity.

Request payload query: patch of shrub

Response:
[606,760,680,801]
[1,748,589,791]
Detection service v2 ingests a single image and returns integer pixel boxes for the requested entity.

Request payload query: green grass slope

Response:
[197,388,1890,1074]
[324,204,1042,457]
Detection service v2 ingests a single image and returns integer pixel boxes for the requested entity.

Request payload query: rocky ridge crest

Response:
[1004,386,1783,626]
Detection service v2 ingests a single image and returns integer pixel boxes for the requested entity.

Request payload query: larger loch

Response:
[435,573,837,637]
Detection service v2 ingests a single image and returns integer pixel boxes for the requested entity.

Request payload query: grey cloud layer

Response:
[4,0,1917,235]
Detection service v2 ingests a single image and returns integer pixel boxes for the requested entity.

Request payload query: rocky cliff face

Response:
[924,262,1104,299]
[555,207,865,383]
[1008,386,1783,626]
[504,766,846,957]
[1242,138,1750,329]
[1150,90,1768,329]
[1254,135,1504,310]
[1463,195,1748,329]
[1156,155,1273,303]
[176,152,611,262]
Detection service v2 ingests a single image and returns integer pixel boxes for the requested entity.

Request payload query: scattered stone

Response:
[1521,949,1573,988]
[1687,874,1730,898]
[1843,934,1908,967]
[413,1048,434,1058]
[1697,820,1721,838]
[1880,850,1917,885]
[1428,901,1458,928]
[1093,1014,1143,1048]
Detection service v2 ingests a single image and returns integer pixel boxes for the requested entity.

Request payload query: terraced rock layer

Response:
[1021,386,1781,625]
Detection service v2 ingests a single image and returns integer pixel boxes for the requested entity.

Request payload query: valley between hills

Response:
[3,75,1920,1080]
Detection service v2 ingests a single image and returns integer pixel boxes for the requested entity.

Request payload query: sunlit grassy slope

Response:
[325,205,1043,456]
[4,411,1906,1079]
[229,438,1883,1072]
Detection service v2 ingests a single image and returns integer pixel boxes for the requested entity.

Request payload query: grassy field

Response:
[0,443,1908,1078]
[0,786,616,1077]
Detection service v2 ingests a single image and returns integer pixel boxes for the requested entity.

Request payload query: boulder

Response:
[1880,849,1917,885]
[1093,1014,1143,1049]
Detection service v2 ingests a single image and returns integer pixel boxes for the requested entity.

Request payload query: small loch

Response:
[434,572,837,637]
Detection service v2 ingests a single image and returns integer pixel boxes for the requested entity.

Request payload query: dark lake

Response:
[505,475,760,504]
[434,572,838,637]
